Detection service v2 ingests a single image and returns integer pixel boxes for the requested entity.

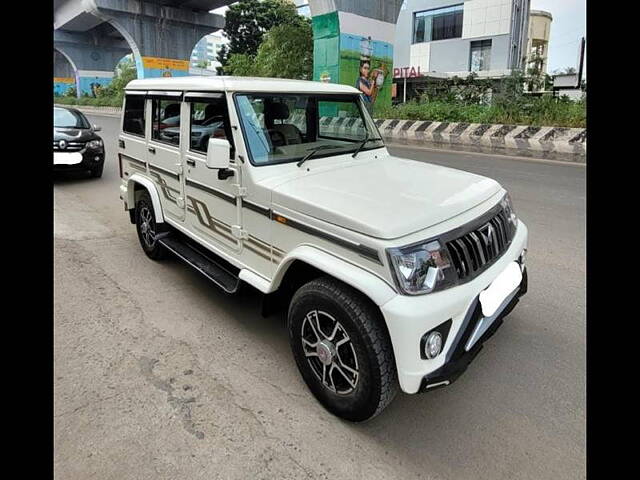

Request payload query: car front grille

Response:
[53,141,85,152]
[446,207,515,281]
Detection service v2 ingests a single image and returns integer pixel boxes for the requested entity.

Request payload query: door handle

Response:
[118,139,125,148]
[186,158,196,167]
[148,146,156,154]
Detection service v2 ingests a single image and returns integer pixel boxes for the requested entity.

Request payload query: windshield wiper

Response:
[351,133,382,158]
[297,145,343,168]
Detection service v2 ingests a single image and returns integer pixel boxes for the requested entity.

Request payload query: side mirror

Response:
[93,124,102,132]
[206,138,231,169]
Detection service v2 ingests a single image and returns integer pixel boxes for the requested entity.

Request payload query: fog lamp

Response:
[424,331,443,359]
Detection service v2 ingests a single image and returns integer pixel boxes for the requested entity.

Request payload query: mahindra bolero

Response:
[118,76,528,422]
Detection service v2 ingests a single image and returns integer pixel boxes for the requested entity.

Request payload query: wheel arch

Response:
[125,174,165,223]
[271,245,397,307]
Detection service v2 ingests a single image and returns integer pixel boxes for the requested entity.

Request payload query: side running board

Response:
[158,236,241,294]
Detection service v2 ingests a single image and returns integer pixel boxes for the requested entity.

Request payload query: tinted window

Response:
[54,107,90,129]
[122,96,145,136]
[152,99,181,146]
[413,4,463,43]
[189,98,233,154]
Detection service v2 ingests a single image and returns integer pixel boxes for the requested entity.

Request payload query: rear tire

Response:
[135,191,167,260]
[288,276,398,422]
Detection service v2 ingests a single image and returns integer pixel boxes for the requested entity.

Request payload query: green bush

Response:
[380,72,585,128]
[377,96,585,128]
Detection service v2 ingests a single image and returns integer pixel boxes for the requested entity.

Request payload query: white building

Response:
[394,0,531,78]
[190,32,228,73]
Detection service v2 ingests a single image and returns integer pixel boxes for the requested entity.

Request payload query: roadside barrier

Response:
[61,104,586,162]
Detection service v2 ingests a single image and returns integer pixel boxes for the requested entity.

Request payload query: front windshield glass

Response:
[234,93,384,166]
[54,107,90,129]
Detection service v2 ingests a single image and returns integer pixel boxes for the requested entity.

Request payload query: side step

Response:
[158,236,241,294]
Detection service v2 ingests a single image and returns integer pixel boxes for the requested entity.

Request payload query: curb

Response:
[62,104,586,163]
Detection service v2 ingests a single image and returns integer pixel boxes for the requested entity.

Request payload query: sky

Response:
[210,1,587,78]
[530,0,586,77]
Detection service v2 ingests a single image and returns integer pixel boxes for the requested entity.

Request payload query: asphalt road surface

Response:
[54,113,586,480]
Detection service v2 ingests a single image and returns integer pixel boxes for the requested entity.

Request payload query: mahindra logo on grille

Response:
[58,140,67,150]
[480,223,494,247]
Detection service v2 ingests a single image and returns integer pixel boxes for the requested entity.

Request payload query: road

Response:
[54,113,586,480]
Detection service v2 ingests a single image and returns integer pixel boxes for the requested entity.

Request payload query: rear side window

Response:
[152,99,181,146]
[122,96,145,136]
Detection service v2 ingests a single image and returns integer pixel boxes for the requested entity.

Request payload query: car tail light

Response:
[118,153,123,178]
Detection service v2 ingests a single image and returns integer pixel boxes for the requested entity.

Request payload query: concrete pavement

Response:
[54,114,586,480]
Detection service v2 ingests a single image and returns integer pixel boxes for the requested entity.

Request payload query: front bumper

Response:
[380,220,528,394]
[53,148,104,171]
[419,267,527,392]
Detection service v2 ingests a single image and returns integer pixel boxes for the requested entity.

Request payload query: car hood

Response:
[53,128,99,142]
[271,154,502,240]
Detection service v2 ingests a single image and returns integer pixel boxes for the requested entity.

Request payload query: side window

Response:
[189,98,234,155]
[151,98,181,146]
[122,95,145,136]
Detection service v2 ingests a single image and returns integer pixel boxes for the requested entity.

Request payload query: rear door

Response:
[147,91,186,222]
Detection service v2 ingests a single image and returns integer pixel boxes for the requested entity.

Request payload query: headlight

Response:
[500,192,518,228]
[87,139,103,149]
[388,240,457,295]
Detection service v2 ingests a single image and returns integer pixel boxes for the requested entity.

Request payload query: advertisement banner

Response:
[312,12,393,117]
[141,56,190,78]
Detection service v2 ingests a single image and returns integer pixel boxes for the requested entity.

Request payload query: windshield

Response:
[54,107,90,129]
[234,93,384,166]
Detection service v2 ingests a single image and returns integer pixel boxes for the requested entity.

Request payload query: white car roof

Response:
[125,76,360,95]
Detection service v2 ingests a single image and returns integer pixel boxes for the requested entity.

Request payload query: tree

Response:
[95,56,137,101]
[553,66,577,75]
[216,0,301,69]
[251,21,313,79]
[225,53,255,76]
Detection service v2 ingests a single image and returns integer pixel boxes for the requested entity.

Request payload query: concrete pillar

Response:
[309,0,404,116]
[85,0,224,79]
[54,50,76,96]
[54,28,130,97]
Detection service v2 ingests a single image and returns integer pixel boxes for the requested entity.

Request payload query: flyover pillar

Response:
[54,50,76,96]
[54,28,131,97]
[310,0,404,116]
[85,0,225,79]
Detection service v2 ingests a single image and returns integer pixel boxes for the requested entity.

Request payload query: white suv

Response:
[118,76,528,422]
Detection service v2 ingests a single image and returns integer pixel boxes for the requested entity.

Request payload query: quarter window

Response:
[122,96,145,136]
[151,98,181,146]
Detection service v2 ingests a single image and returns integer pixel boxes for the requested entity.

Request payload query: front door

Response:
[147,93,185,222]
[183,92,241,252]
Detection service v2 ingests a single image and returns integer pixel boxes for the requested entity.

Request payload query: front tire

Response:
[135,191,167,260]
[89,163,104,178]
[288,277,398,422]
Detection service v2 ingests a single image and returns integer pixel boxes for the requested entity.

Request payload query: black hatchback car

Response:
[54,106,105,178]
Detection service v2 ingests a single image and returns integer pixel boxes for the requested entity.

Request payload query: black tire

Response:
[135,191,168,260]
[89,163,104,178]
[288,276,398,422]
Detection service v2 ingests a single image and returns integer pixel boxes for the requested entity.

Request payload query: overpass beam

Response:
[310,0,404,116]
[87,0,225,79]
